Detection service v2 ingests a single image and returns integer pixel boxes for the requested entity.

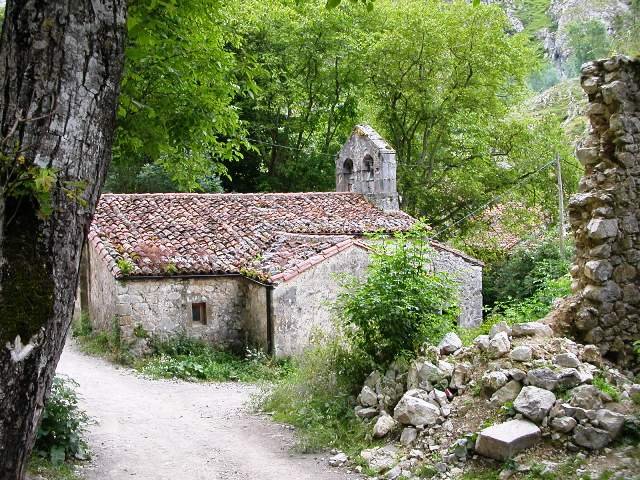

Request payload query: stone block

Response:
[475,419,541,461]
[586,218,619,240]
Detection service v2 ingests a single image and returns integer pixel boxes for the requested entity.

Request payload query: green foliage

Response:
[528,60,561,92]
[611,0,640,56]
[261,336,373,453]
[566,20,612,76]
[108,0,249,193]
[484,235,572,309]
[73,317,132,366]
[336,225,459,367]
[34,377,89,465]
[227,0,366,193]
[515,0,553,37]
[116,258,134,275]
[592,375,621,402]
[138,334,291,382]
[27,456,82,480]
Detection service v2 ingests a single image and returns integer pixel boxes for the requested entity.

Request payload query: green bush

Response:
[483,235,572,310]
[34,376,89,465]
[336,225,459,367]
[566,20,612,76]
[260,336,373,453]
[73,317,132,366]
[139,334,291,382]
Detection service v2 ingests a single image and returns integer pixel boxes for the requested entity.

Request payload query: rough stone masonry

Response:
[569,55,640,366]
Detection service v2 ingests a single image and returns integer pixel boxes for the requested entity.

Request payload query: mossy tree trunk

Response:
[0,2,126,479]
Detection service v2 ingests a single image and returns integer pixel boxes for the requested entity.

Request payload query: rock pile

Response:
[338,322,640,479]
[569,55,640,366]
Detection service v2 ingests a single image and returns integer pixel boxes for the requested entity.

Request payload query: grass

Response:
[137,336,292,383]
[260,339,375,455]
[73,314,290,383]
[592,375,621,402]
[458,274,571,346]
[27,457,83,480]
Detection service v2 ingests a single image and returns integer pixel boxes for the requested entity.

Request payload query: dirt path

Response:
[56,343,359,480]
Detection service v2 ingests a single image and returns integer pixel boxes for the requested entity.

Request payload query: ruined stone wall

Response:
[568,55,640,365]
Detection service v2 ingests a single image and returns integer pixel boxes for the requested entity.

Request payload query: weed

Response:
[260,338,374,455]
[116,258,134,275]
[133,323,148,339]
[414,463,438,478]
[138,334,290,382]
[72,312,92,338]
[34,376,89,465]
[73,317,132,365]
[163,262,178,275]
[27,456,82,480]
[592,375,621,402]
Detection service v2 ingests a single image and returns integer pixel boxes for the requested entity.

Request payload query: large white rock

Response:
[489,321,511,339]
[483,371,509,393]
[360,446,397,473]
[359,385,378,407]
[510,346,533,362]
[553,352,581,368]
[373,413,397,438]
[487,331,510,359]
[573,424,612,450]
[394,393,441,426]
[595,409,626,438]
[514,386,556,423]
[475,419,541,460]
[438,332,463,354]
[511,322,553,337]
[490,380,523,407]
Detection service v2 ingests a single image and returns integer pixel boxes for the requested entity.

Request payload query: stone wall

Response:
[87,243,119,331]
[431,245,484,329]
[568,55,640,365]
[272,246,371,357]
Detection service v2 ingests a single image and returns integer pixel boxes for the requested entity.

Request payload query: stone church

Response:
[81,125,483,357]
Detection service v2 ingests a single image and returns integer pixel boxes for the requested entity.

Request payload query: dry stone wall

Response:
[568,55,640,365]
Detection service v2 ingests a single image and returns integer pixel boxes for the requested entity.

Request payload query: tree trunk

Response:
[0,2,126,479]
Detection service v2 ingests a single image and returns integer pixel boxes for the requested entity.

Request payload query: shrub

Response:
[139,333,290,382]
[260,336,373,453]
[483,235,572,310]
[336,224,459,367]
[34,376,89,465]
[593,375,621,402]
[116,258,134,275]
[566,20,612,76]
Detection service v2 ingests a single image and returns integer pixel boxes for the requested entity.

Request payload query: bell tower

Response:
[336,125,399,211]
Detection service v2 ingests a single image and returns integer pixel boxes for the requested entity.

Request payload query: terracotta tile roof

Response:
[89,192,414,282]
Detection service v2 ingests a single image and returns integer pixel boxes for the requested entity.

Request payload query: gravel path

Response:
[56,343,359,480]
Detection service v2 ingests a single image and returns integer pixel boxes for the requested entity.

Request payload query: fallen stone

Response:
[489,321,511,339]
[328,452,348,467]
[487,331,511,359]
[438,332,463,355]
[419,362,448,385]
[595,409,625,438]
[570,385,604,410]
[385,465,402,480]
[556,368,583,390]
[475,419,541,461]
[526,368,558,391]
[373,413,397,438]
[573,424,612,450]
[400,427,418,446]
[510,346,533,362]
[554,352,581,368]
[474,335,491,351]
[437,360,454,378]
[580,345,602,365]
[514,386,556,423]
[511,322,553,337]
[490,380,523,407]
[483,371,509,393]
[356,407,379,419]
[394,393,440,426]
[450,362,472,389]
[550,416,577,433]
[364,370,382,389]
[359,385,378,407]
[508,368,526,382]
[360,446,397,473]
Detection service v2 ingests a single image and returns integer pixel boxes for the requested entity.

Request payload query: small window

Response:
[192,302,207,324]
[363,155,374,172]
[343,158,354,174]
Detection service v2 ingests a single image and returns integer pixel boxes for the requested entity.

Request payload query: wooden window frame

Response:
[191,302,207,325]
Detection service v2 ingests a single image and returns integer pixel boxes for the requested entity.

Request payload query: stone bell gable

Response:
[336,125,400,211]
